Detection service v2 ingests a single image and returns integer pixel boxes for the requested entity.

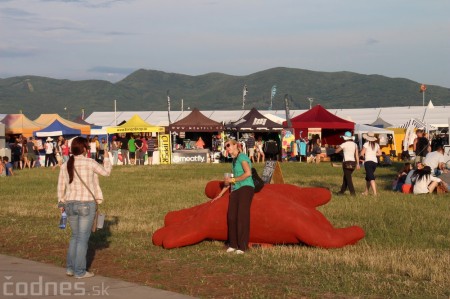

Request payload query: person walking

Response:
[360,132,382,196]
[57,137,112,279]
[335,131,360,196]
[221,139,255,254]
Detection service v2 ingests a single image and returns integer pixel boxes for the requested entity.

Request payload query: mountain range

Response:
[1,67,449,119]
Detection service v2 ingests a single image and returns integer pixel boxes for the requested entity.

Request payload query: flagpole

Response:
[114,100,117,126]
[242,84,247,110]
[422,90,425,107]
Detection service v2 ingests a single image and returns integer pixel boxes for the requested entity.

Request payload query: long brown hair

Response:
[67,137,89,184]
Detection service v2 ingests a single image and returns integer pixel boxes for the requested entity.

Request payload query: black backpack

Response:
[251,167,265,193]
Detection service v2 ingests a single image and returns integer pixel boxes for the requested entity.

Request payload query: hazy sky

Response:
[1,0,449,87]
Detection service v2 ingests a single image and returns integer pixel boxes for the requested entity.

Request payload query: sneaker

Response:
[235,250,245,255]
[75,271,95,279]
[226,247,236,253]
[66,270,74,277]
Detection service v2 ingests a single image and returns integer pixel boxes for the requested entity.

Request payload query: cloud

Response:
[88,66,135,75]
[366,38,380,46]
[0,7,35,17]
[39,0,132,8]
[0,47,38,58]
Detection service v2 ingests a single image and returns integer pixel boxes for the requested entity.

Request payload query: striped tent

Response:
[399,118,436,132]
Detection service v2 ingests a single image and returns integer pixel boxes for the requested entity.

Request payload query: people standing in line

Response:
[413,129,430,167]
[216,139,255,254]
[128,135,136,165]
[146,136,155,165]
[134,135,144,165]
[335,131,360,196]
[412,166,446,195]
[26,137,37,168]
[246,133,256,163]
[110,136,119,166]
[360,132,382,196]
[119,134,129,165]
[255,136,265,163]
[140,136,148,165]
[57,137,111,279]
[424,145,447,177]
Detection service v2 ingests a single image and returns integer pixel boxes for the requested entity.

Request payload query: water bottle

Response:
[59,211,67,229]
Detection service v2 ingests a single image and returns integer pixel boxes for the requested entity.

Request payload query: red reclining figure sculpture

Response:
[152,181,365,249]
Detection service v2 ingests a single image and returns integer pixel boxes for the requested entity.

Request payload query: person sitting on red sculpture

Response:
[152,181,365,249]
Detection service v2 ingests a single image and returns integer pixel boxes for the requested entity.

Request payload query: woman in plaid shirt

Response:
[57,137,112,279]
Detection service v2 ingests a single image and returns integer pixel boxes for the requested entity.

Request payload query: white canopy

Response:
[354,124,395,149]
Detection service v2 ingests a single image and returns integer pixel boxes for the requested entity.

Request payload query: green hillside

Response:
[1,67,449,119]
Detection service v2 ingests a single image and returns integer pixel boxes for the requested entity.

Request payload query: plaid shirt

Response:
[57,155,112,204]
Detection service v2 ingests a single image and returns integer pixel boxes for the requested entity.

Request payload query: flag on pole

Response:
[242,84,248,110]
[419,84,427,93]
[167,90,171,124]
[271,85,277,99]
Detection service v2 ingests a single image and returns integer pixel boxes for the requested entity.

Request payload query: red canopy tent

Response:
[283,105,354,145]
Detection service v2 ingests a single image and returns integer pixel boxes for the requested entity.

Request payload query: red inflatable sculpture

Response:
[152,181,365,249]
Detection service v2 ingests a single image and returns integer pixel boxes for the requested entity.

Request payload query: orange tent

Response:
[34,114,90,135]
[1,114,44,137]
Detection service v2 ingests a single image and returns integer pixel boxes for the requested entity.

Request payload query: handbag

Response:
[343,161,356,170]
[74,168,103,232]
[252,167,265,193]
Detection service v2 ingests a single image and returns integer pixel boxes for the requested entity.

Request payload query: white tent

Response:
[399,118,437,132]
[354,123,395,149]
[85,106,450,129]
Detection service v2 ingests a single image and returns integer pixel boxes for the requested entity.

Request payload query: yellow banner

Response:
[106,126,164,134]
[159,134,171,164]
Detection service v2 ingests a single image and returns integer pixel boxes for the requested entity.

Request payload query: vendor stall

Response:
[169,108,224,163]
[226,108,284,160]
[106,114,165,164]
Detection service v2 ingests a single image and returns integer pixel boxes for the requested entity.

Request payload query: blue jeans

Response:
[65,201,96,277]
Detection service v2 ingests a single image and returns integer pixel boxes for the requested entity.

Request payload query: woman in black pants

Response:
[335,132,360,196]
[215,139,255,254]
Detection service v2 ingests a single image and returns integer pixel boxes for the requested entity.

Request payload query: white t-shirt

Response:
[424,151,445,173]
[340,141,357,162]
[89,142,97,153]
[413,175,441,194]
[44,142,54,154]
[363,142,380,163]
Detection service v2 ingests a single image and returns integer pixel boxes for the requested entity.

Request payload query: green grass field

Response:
[0,162,449,298]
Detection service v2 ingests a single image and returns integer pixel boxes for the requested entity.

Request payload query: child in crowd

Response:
[2,156,14,176]
[394,162,412,192]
